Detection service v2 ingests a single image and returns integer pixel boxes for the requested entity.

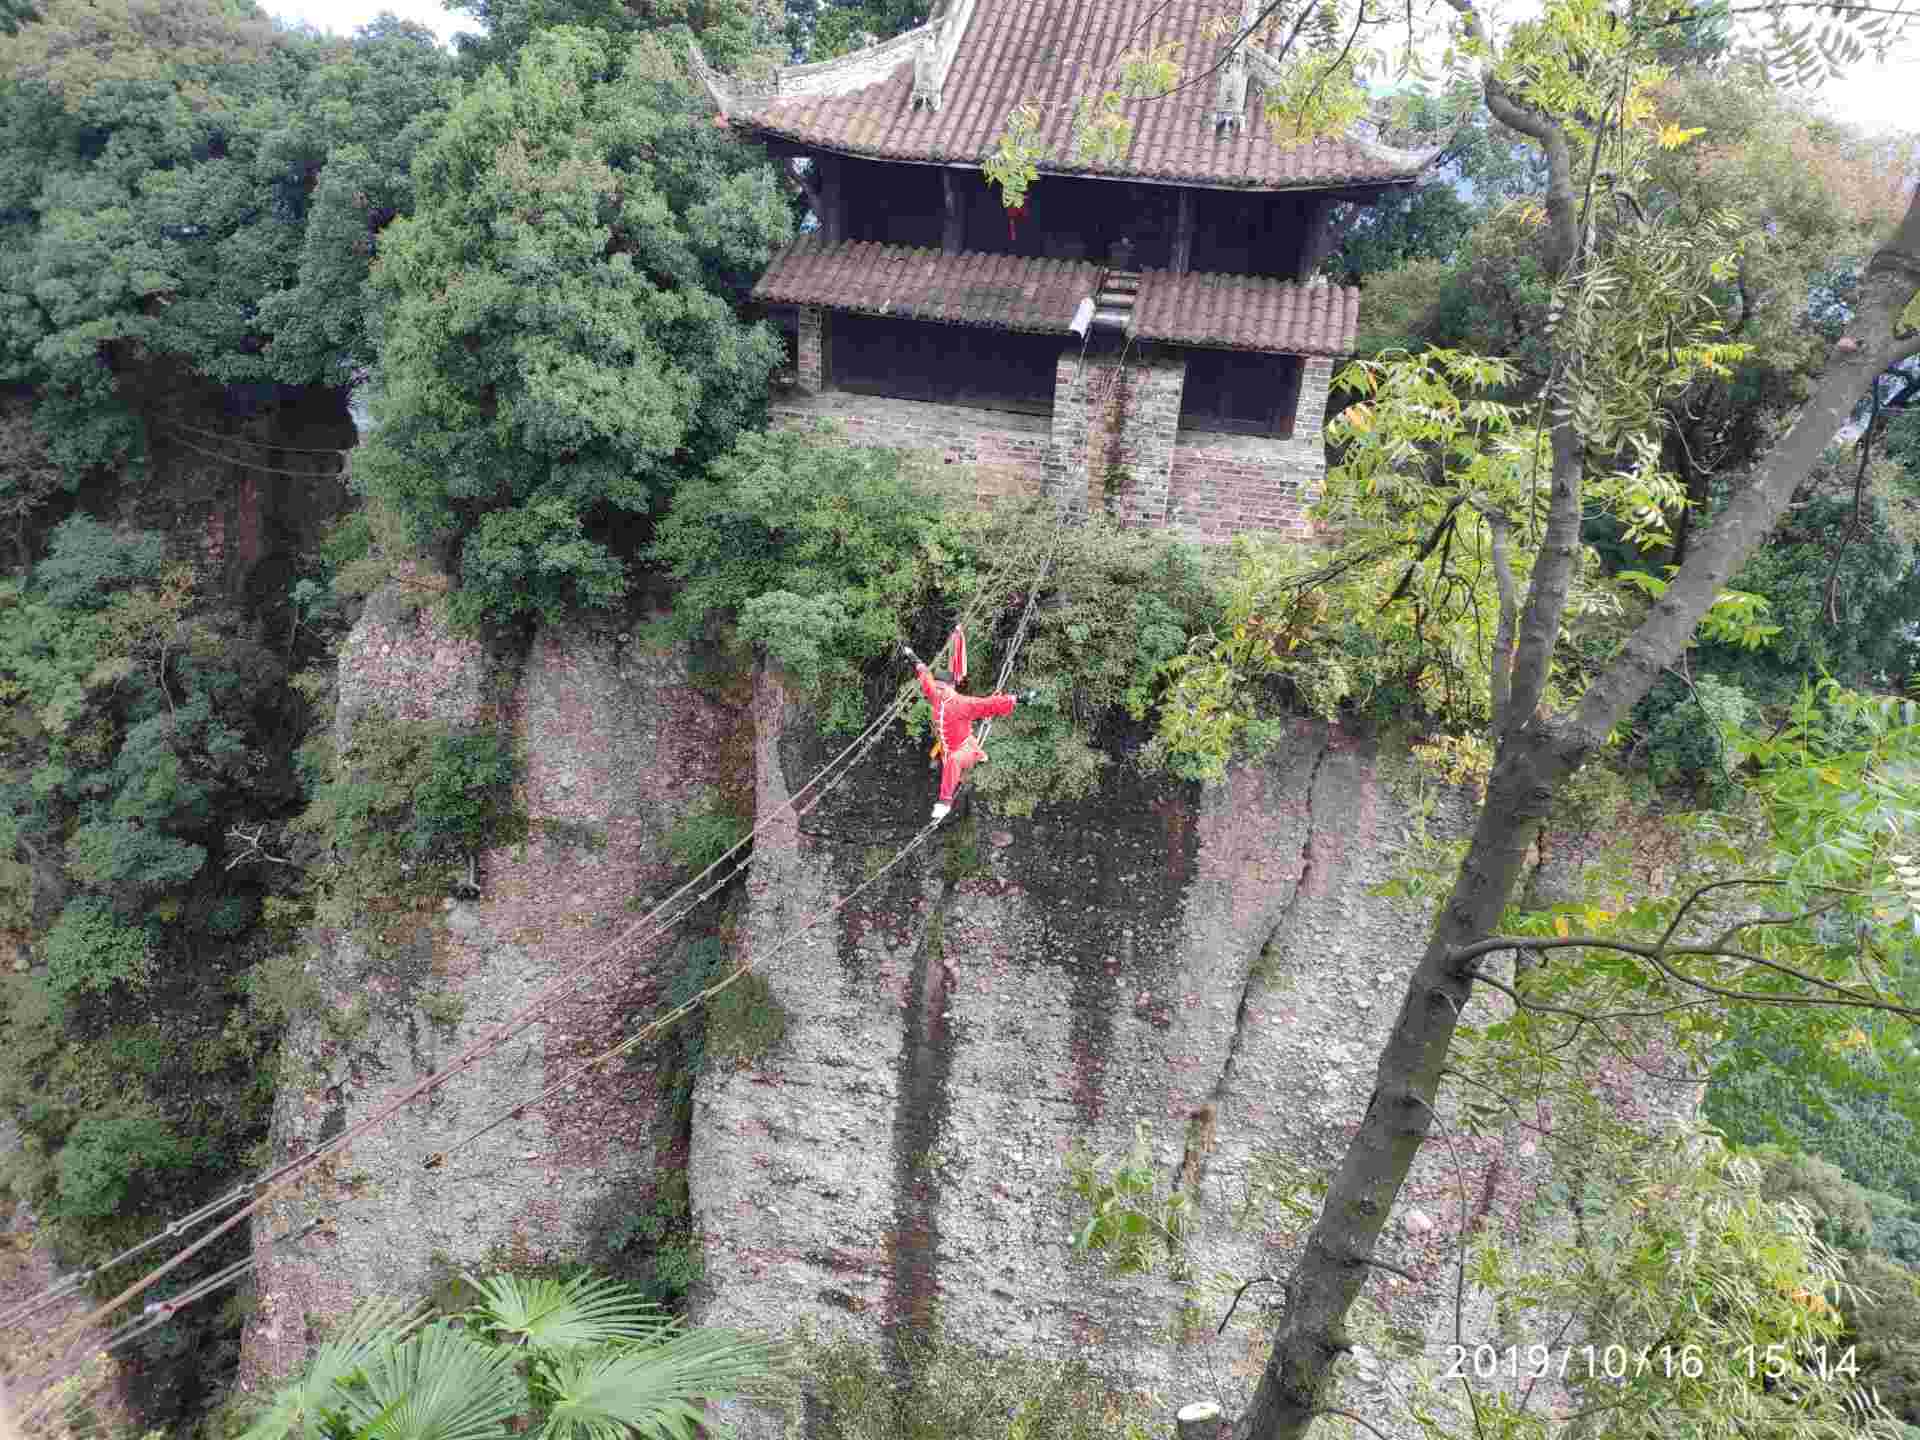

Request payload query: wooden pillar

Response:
[1295,193,1338,281]
[814,153,846,245]
[941,168,964,255]
[1171,187,1195,275]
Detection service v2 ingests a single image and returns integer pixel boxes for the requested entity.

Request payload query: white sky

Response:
[270,0,1920,138]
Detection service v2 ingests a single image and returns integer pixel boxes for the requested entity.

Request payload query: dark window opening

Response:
[842,157,943,248]
[828,313,1059,415]
[1178,350,1304,437]
[1188,190,1311,279]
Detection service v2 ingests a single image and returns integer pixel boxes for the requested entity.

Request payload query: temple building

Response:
[693,0,1437,539]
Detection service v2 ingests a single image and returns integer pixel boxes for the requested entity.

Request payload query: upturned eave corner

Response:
[686,38,738,121]
[911,0,977,113]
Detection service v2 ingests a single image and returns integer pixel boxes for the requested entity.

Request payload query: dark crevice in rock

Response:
[1014,778,1200,1128]
[886,858,954,1367]
[1206,731,1333,1119]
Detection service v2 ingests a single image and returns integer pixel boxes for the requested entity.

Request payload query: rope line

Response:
[158,414,357,454]
[432,820,942,1166]
[12,503,1063,1351]
[0,1183,266,1333]
[410,483,1074,1169]
[160,426,349,479]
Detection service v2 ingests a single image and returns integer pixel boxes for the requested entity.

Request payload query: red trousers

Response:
[937,734,987,804]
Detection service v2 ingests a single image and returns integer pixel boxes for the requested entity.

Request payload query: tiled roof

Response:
[755,239,1100,331]
[726,0,1433,190]
[1131,268,1359,355]
[753,239,1361,355]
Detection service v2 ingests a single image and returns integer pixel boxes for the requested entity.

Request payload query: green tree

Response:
[353,25,793,627]
[1327,94,1545,282]
[450,0,783,75]
[241,1269,781,1440]
[0,0,456,473]
[40,896,152,1000]
[53,1112,194,1221]
[990,1,1920,1435]
[789,0,926,60]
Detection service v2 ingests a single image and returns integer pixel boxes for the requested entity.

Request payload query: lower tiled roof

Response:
[753,239,1360,356]
[1132,268,1360,356]
[754,239,1099,332]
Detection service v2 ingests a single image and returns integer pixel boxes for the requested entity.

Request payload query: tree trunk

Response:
[1230,180,1920,1440]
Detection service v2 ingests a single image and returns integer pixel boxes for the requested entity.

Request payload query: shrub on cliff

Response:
[654,426,1232,811]
[651,425,975,731]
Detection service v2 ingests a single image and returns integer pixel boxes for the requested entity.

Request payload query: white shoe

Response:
[931,803,951,822]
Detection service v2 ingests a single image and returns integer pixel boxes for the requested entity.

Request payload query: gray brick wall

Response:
[770,391,1048,509]
[796,307,824,393]
[774,333,1334,542]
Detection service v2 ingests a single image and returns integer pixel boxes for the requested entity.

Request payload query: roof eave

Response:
[732,123,1434,192]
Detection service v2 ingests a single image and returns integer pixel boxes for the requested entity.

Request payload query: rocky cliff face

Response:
[242,606,1676,1429]
[241,594,740,1386]
[687,669,1534,1432]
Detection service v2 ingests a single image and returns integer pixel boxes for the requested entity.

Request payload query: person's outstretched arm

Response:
[903,645,939,707]
[958,689,1023,723]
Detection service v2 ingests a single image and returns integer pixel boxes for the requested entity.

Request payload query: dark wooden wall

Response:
[828,311,1061,414]
[1179,351,1305,437]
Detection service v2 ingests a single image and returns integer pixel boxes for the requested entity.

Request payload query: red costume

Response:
[905,627,1023,816]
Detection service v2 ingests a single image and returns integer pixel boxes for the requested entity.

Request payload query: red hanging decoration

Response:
[1007,201,1028,245]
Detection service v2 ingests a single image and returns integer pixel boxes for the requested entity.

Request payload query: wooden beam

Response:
[815,153,846,245]
[1171,187,1195,275]
[787,157,825,227]
[1295,194,1338,281]
[942,169,963,255]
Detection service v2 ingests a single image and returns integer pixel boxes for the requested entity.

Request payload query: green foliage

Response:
[451,0,783,75]
[1328,100,1546,284]
[449,496,631,629]
[41,896,152,1000]
[1707,1030,1920,1217]
[33,514,165,609]
[794,1322,1159,1440]
[788,0,927,61]
[1844,1253,1920,1425]
[0,0,458,471]
[605,1173,705,1306]
[964,524,1218,812]
[413,733,518,855]
[244,1269,780,1440]
[1063,1120,1192,1277]
[1642,672,1756,796]
[52,1112,193,1221]
[657,428,1232,809]
[1432,1127,1901,1440]
[1750,1144,1878,1250]
[296,710,519,888]
[1351,258,1452,355]
[663,792,749,875]
[1687,480,1920,705]
[651,425,968,713]
[355,26,793,628]
[706,967,788,1069]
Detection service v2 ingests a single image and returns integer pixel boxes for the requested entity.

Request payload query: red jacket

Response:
[916,665,1015,752]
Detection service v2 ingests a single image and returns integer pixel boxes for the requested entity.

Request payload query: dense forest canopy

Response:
[0,0,1917,1433]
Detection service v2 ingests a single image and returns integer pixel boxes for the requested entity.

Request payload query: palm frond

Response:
[463,1270,670,1350]
[336,1322,524,1440]
[239,1296,424,1440]
[535,1329,784,1440]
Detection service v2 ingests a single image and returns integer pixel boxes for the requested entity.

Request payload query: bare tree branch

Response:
[1480,505,1518,736]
